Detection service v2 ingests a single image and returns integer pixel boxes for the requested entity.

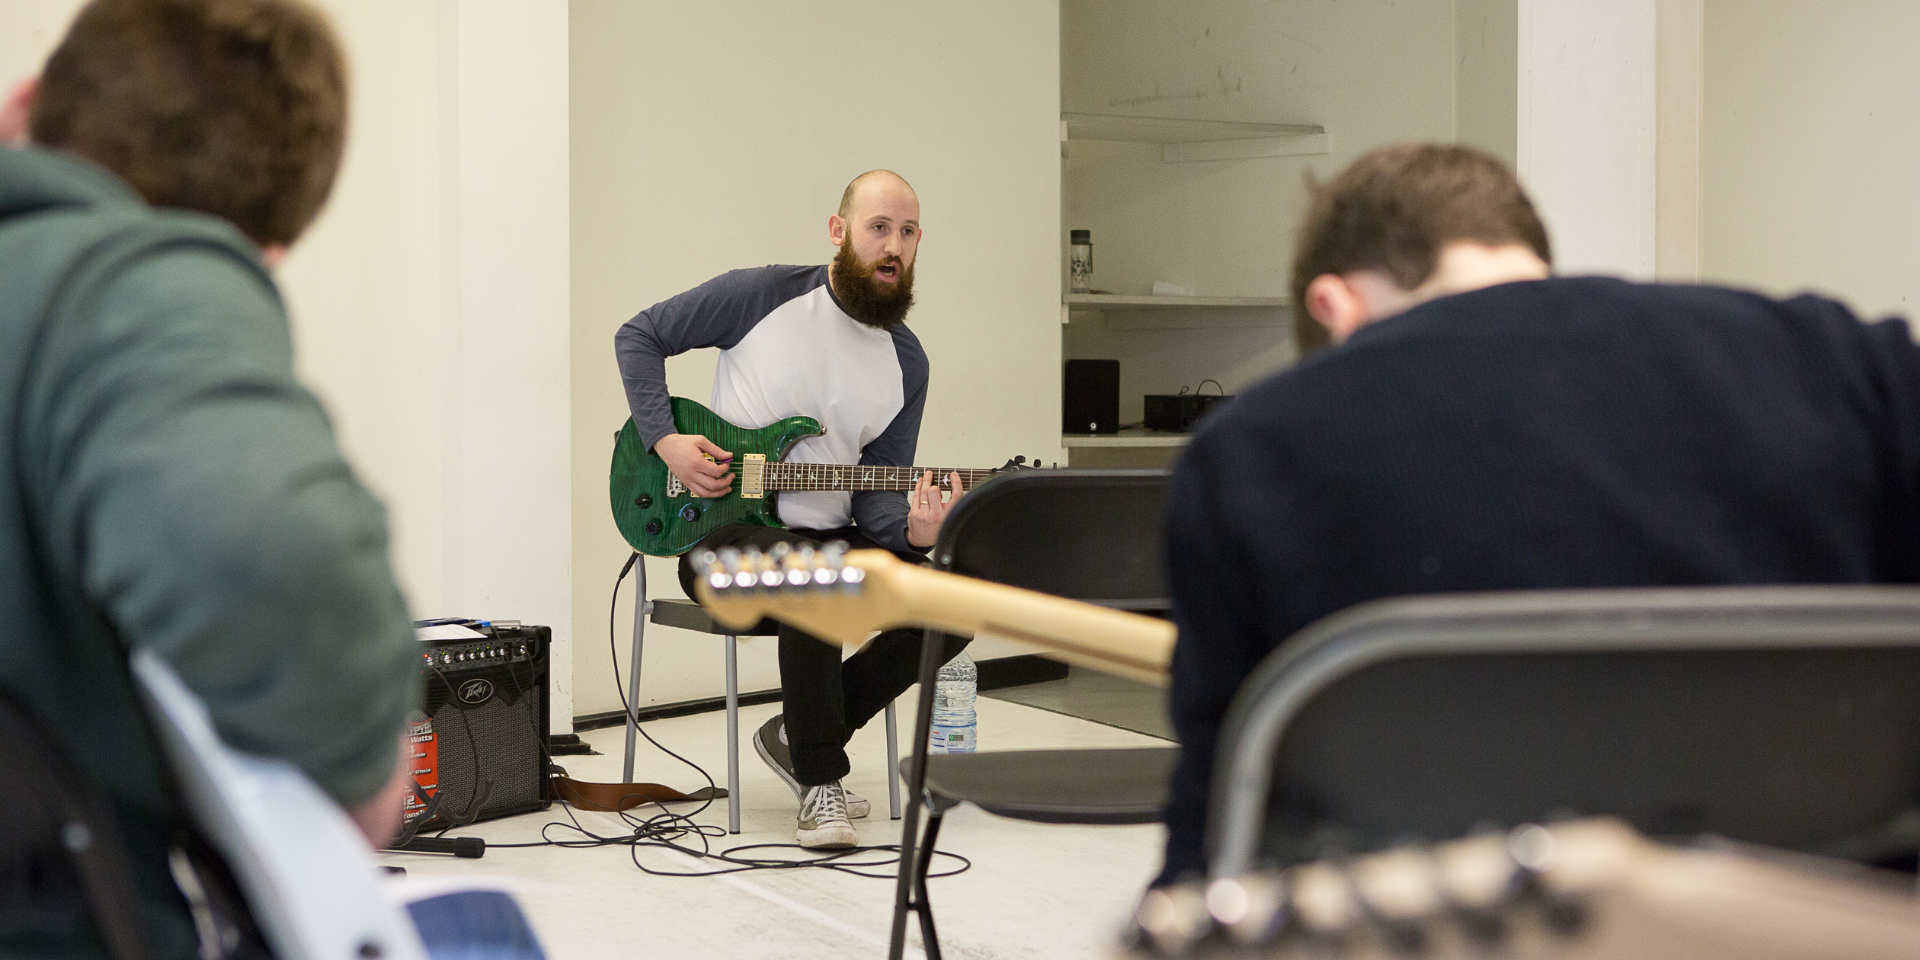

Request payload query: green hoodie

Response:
[0,146,417,959]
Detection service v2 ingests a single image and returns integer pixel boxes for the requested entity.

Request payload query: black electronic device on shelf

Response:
[1143,392,1233,433]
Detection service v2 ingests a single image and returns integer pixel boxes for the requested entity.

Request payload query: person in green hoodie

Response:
[0,2,428,957]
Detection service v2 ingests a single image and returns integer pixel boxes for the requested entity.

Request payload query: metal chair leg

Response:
[890,628,947,960]
[726,633,740,835]
[913,805,948,960]
[884,702,901,819]
[622,559,649,782]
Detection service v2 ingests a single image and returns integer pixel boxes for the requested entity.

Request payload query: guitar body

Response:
[610,396,824,556]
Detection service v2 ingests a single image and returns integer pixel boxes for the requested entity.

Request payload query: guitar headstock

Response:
[693,542,913,647]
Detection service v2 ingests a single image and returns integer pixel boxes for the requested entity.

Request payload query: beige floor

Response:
[380,696,1172,960]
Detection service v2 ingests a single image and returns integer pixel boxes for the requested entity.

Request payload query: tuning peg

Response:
[712,547,758,590]
[1133,885,1212,956]
[1015,455,1027,465]
[754,549,783,588]
[696,550,730,593]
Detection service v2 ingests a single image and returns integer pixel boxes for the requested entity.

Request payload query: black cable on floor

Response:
[473,550,971,881]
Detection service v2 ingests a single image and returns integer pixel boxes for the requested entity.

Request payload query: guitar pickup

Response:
[739,453,767,499]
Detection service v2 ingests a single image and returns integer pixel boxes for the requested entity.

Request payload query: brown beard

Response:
[830,241,916,330]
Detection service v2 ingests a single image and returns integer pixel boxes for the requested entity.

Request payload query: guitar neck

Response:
[879,562,1174,685]
[696,549,1175,686]
[759,463,1000,492]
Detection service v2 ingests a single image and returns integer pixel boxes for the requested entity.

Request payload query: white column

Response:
[1517,0,1659,278]
[284,0,574,732]
[440,1,574,731]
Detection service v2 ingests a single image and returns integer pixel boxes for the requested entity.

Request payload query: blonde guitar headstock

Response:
[1125,817,1920,959]
[691,541,1177,685]
[693,543,918,648]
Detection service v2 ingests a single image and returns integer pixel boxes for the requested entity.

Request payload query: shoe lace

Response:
[804,783,850,824]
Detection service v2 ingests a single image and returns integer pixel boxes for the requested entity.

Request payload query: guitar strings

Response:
[759,462,998,493]
[472,551,972,881]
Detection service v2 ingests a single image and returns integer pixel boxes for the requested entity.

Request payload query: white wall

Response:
[569,2,1061,718]
[1457,0,1520,168]
[0,1,84,81]
[1517,0,1659,278]
[283,0,575,730]
[1,1,577,732]
[1700,1,1920,318]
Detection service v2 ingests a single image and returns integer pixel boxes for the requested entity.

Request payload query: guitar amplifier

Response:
[405,624,551,829]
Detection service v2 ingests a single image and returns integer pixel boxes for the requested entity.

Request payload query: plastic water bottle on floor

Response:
[929,650,978,753]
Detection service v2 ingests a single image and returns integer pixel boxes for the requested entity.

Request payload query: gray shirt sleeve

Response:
[614,265,826,450]
[852,326,931,554]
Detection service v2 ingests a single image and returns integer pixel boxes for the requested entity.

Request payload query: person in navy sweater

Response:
[1158,143,1920,884]
[616,170,968,849]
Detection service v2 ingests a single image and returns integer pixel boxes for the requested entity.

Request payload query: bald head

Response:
[838,169,916,220]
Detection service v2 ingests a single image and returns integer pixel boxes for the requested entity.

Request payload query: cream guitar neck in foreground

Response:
[691,545,1174,686]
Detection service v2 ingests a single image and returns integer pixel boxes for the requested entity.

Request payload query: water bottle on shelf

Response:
[929,650,978,754]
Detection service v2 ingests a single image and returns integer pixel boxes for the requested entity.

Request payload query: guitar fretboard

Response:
[761,463,999,492]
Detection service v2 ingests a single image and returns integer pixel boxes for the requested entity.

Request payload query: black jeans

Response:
[678,523,970,786]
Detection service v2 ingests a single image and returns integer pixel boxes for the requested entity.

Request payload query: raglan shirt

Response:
[615,265,929,554]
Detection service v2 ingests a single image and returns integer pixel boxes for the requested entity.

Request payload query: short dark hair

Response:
[1290,143,1551,355]
[31,0,348,247]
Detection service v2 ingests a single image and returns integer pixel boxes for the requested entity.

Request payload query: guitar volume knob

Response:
[679,504,700,523]
[645,519,663,535]
[635,494,652,509]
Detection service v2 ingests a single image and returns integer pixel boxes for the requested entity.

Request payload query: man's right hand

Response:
[655,433,735,498]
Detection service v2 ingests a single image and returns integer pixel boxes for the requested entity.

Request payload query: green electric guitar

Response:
[610,397,1023,557]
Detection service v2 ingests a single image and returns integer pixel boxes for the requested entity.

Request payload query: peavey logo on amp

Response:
[456,678,495,705]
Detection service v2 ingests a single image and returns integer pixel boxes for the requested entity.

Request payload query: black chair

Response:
[889,469,1180,960]
[0,687,150,960]
[1204,587,1920,881]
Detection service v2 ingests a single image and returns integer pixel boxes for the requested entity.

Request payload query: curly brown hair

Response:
[31,0,348,247]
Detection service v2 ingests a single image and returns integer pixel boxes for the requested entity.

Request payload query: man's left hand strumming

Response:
[907,470,964,549]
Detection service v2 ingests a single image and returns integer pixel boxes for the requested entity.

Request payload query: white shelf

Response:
[1065,293,1286,310]
[1061,428,1191,449]
[1061,113,1329,163]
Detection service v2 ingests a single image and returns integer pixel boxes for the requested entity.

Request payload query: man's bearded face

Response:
[833,238,916,330]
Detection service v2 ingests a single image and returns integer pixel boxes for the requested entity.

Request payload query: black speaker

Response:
[1063,359,1120,434]
[405,624,551,830]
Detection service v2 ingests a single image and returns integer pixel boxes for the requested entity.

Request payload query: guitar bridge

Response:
[666,475,685,498]
[739,453,767,499]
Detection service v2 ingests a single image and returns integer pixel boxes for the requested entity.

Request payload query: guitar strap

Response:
[548,773,724,812]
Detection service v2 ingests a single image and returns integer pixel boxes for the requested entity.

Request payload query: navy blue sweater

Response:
[1160,277,1920,884]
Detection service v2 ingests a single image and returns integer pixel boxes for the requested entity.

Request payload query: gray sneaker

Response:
[796,781,858,849]
[752,713,870,818]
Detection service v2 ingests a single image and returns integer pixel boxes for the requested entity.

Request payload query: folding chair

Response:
[889,469,1180,960]
[1205,586,1920,880]
[623,565,900,835]
[0,685,151,960]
